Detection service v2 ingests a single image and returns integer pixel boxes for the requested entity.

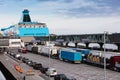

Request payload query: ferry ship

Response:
[1,9,49,37]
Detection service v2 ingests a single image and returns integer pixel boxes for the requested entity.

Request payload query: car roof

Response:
[48,68,56,70]
[66,75,76,79]
[48,67,55,69]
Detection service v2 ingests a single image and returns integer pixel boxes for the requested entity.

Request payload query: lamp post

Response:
[48,34,51,67]
[103,31,108,80]
[48,34,51,80]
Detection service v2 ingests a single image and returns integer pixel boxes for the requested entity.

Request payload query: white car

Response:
[15,54,21,58]
[46,68,57,76]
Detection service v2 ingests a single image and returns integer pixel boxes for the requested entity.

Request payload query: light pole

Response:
[48,34,51,67]
[103,31,108,80]
[48,34,51,80]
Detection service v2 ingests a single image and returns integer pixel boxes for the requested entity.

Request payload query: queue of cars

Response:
[6,51,58,77]
[6,50,77,80]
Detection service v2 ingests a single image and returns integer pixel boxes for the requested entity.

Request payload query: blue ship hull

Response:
[19,27,49,36]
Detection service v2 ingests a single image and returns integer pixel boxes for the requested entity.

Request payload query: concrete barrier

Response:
[0,62,16,80]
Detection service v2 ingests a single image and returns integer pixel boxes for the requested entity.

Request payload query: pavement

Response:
[0,54,45,80]
[1,48,120,80]
[20,51,120,80]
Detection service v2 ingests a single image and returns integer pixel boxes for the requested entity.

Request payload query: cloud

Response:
[57,0,120,17]
[0,0,4,5]
[34,0,120,17]
[37,0,58,2]
[31,14,120,34]
[1,0,120,17]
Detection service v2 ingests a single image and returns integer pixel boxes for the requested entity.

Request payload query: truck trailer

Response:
[85,50,120,71]
[59,49,82,63]
[40,46,58,57]
[0,39,24,53]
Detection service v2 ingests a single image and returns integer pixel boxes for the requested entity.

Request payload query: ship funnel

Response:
[22,9,31,22]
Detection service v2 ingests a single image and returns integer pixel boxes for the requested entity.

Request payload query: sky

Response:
[0,0,120,35]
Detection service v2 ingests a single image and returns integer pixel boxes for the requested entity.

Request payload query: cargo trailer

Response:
[40,46,58,57]
[84,50,120,71]
[26,44,34,52]
[59,49,82,63]
[32,46,42,54]
[70,48,90,60]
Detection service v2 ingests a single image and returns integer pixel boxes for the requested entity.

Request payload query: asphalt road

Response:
[16,50,120,80]
[0,53,45,80]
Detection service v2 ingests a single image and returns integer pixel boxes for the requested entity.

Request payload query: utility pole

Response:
[104,31,108,80]
[48,34,51,80]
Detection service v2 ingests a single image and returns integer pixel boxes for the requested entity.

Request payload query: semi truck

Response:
[40,46,58,57]
[70,48,90,60]
[26,42,38,52]
[32,46,42,53]
[0,39,24,53]
[85,50,120,71]
[59,49,82,63]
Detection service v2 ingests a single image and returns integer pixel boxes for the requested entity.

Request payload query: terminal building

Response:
[1,9,49,42]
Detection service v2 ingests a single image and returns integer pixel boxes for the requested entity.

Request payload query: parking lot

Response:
[9,48,120,80]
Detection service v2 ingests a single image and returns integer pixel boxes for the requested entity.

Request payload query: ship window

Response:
[36,25,39,28]
[43,25,46,27]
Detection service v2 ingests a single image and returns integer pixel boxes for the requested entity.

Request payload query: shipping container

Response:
[32,46,42,53]
[70,48,90,59]
[59,49,82,63]
[26,45,33,52]
[0,39,24,48]
[40,46,58,56]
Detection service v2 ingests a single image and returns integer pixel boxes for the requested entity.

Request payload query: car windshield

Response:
[53,70,56,72]
[58,74,66,78]
[66,75,76,80]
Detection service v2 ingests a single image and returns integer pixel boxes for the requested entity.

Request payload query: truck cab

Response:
[115,61,120,71]
[110,56,120,71]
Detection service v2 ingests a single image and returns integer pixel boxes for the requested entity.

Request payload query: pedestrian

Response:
[23,76,25,80]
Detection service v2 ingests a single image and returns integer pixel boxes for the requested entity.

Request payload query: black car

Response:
[7,51,11,54]
[22,57,29,63]
[26,60,35,66]
[26,60,32,64]
[29,62,37,67]
[40,67,48,74]
[17,56,23,60]
[33,63,43,70]
[54,74,77,80]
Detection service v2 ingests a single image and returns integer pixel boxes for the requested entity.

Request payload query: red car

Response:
[18,48,27,53]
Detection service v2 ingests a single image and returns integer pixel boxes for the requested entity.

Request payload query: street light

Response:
[48,34,55,80]
[48,34,51,67]
[103,31,108,80]
[48,34,51,80]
